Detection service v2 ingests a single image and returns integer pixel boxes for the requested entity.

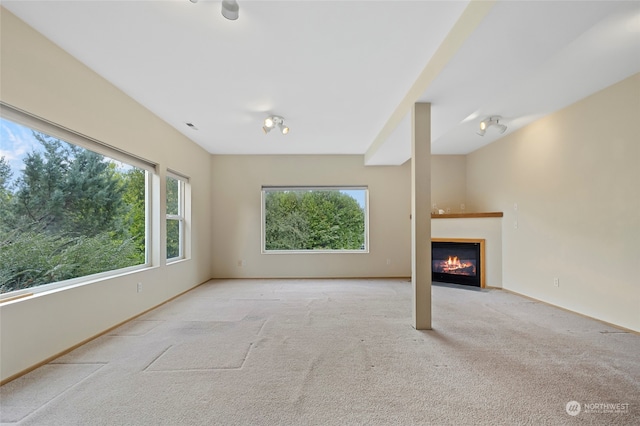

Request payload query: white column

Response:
[411,102,432,330]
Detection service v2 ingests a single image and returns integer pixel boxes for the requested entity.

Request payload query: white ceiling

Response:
[3,1,639,166]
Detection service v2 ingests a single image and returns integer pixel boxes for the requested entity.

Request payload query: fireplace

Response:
[432,238,485,288]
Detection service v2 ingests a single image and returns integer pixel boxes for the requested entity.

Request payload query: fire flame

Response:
[447,256,461,268]
[435,256,476,275]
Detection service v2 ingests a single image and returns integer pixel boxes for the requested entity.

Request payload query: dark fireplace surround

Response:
[432,238,485,288]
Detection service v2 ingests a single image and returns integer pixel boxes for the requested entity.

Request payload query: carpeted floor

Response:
[1,279,638,425]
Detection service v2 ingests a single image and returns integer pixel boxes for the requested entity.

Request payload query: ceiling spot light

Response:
[263,115,289,135]
[221,0,239,20]
[477,116,507,136]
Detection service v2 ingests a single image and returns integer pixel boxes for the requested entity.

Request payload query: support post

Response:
[411,102,432,330]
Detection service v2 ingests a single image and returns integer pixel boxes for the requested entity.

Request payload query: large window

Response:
[166,172,187,261]
[0,105,152,295]
[262,186,368,252]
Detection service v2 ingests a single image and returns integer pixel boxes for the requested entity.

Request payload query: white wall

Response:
[466,74,640,331]
[0,8,212,381]
[211,155,411,278]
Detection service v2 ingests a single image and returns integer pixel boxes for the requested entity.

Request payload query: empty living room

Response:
[1,1,638,425]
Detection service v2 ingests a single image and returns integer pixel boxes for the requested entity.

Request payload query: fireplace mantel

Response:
[431,212,503,219]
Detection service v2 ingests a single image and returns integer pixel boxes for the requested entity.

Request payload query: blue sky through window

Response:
[340,189,366,209]
[1,118,133,188]
[0,118,44,185]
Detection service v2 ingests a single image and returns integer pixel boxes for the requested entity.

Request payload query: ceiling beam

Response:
[364,0,497,165]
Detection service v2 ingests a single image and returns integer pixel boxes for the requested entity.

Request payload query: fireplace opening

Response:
[432,239,484,287]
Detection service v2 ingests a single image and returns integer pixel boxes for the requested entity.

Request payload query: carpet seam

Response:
[11,363,106,424]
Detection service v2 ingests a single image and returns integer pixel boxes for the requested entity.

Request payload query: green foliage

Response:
[0,131,147,293]
[0,231,139,293]
[0,157,14,235]
[123,169,146,263]
[166,219,180,259]
[0,156,11,191]
[166,176,179,215]
[10,134,127,237]
[265,190,365,251]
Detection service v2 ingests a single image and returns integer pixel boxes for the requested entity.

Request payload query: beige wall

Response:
[211,155,411,278]
[0,9,212,381]
[466,74,640,331]
[431,155,466,213]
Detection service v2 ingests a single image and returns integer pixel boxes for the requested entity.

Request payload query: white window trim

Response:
[0,264,152,302]
[166,170,190,263]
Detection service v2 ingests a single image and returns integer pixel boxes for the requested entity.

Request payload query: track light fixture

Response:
[477,116,507,136]
[189,0,239,20]
[221,0,239,20]
[263,115,289,135]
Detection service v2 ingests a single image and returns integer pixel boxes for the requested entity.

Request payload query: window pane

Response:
[165,175,184,261]
[0,118,147,294]
[166,176,179,215]
[263,188,367,251]
[166,218,180,259]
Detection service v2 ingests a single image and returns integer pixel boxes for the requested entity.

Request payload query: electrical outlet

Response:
[137,282,143,293]
[386,258,391,265]
[237,260,245,267]
[553,278,559,287]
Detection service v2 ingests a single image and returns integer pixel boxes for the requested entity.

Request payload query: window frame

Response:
[0,102,157,299]
[261,185,369,254]
[165,170,189,263]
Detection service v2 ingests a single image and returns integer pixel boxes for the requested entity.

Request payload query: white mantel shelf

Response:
[431,212,503,219]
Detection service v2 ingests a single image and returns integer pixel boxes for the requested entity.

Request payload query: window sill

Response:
[166,257,190,266]
[0,264,156,303]
[262,250,369,255]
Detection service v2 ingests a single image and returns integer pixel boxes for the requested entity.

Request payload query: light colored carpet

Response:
[1,279,638,425]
